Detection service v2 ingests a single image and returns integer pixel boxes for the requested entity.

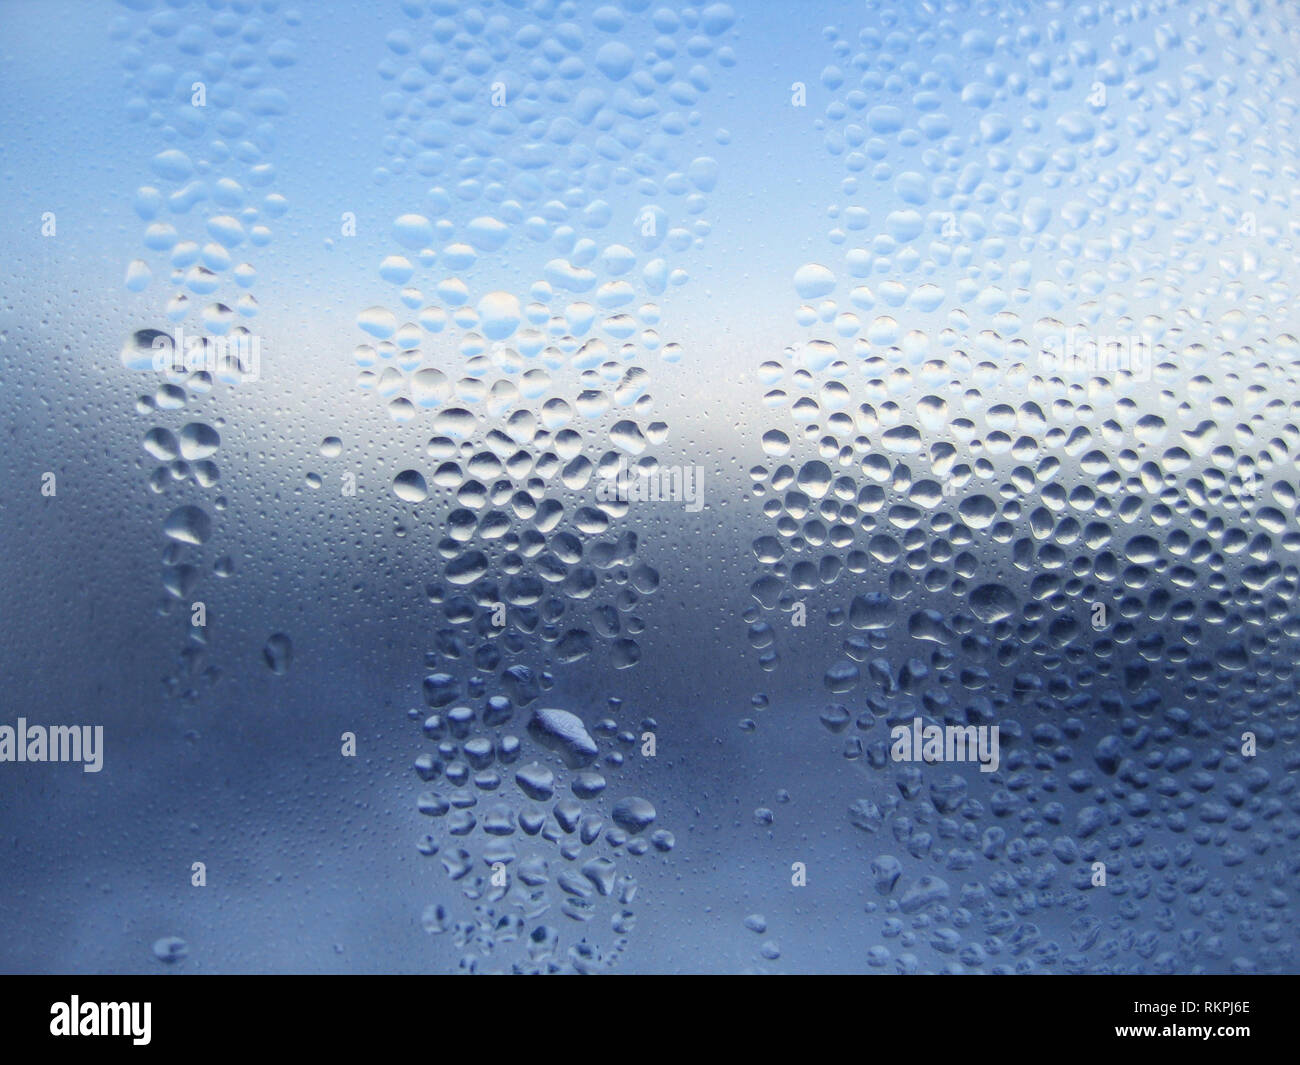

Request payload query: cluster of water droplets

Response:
[746,0,1300,972]
[354,0,736,971]
[115,0,299,700]
[410,696,672,973]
